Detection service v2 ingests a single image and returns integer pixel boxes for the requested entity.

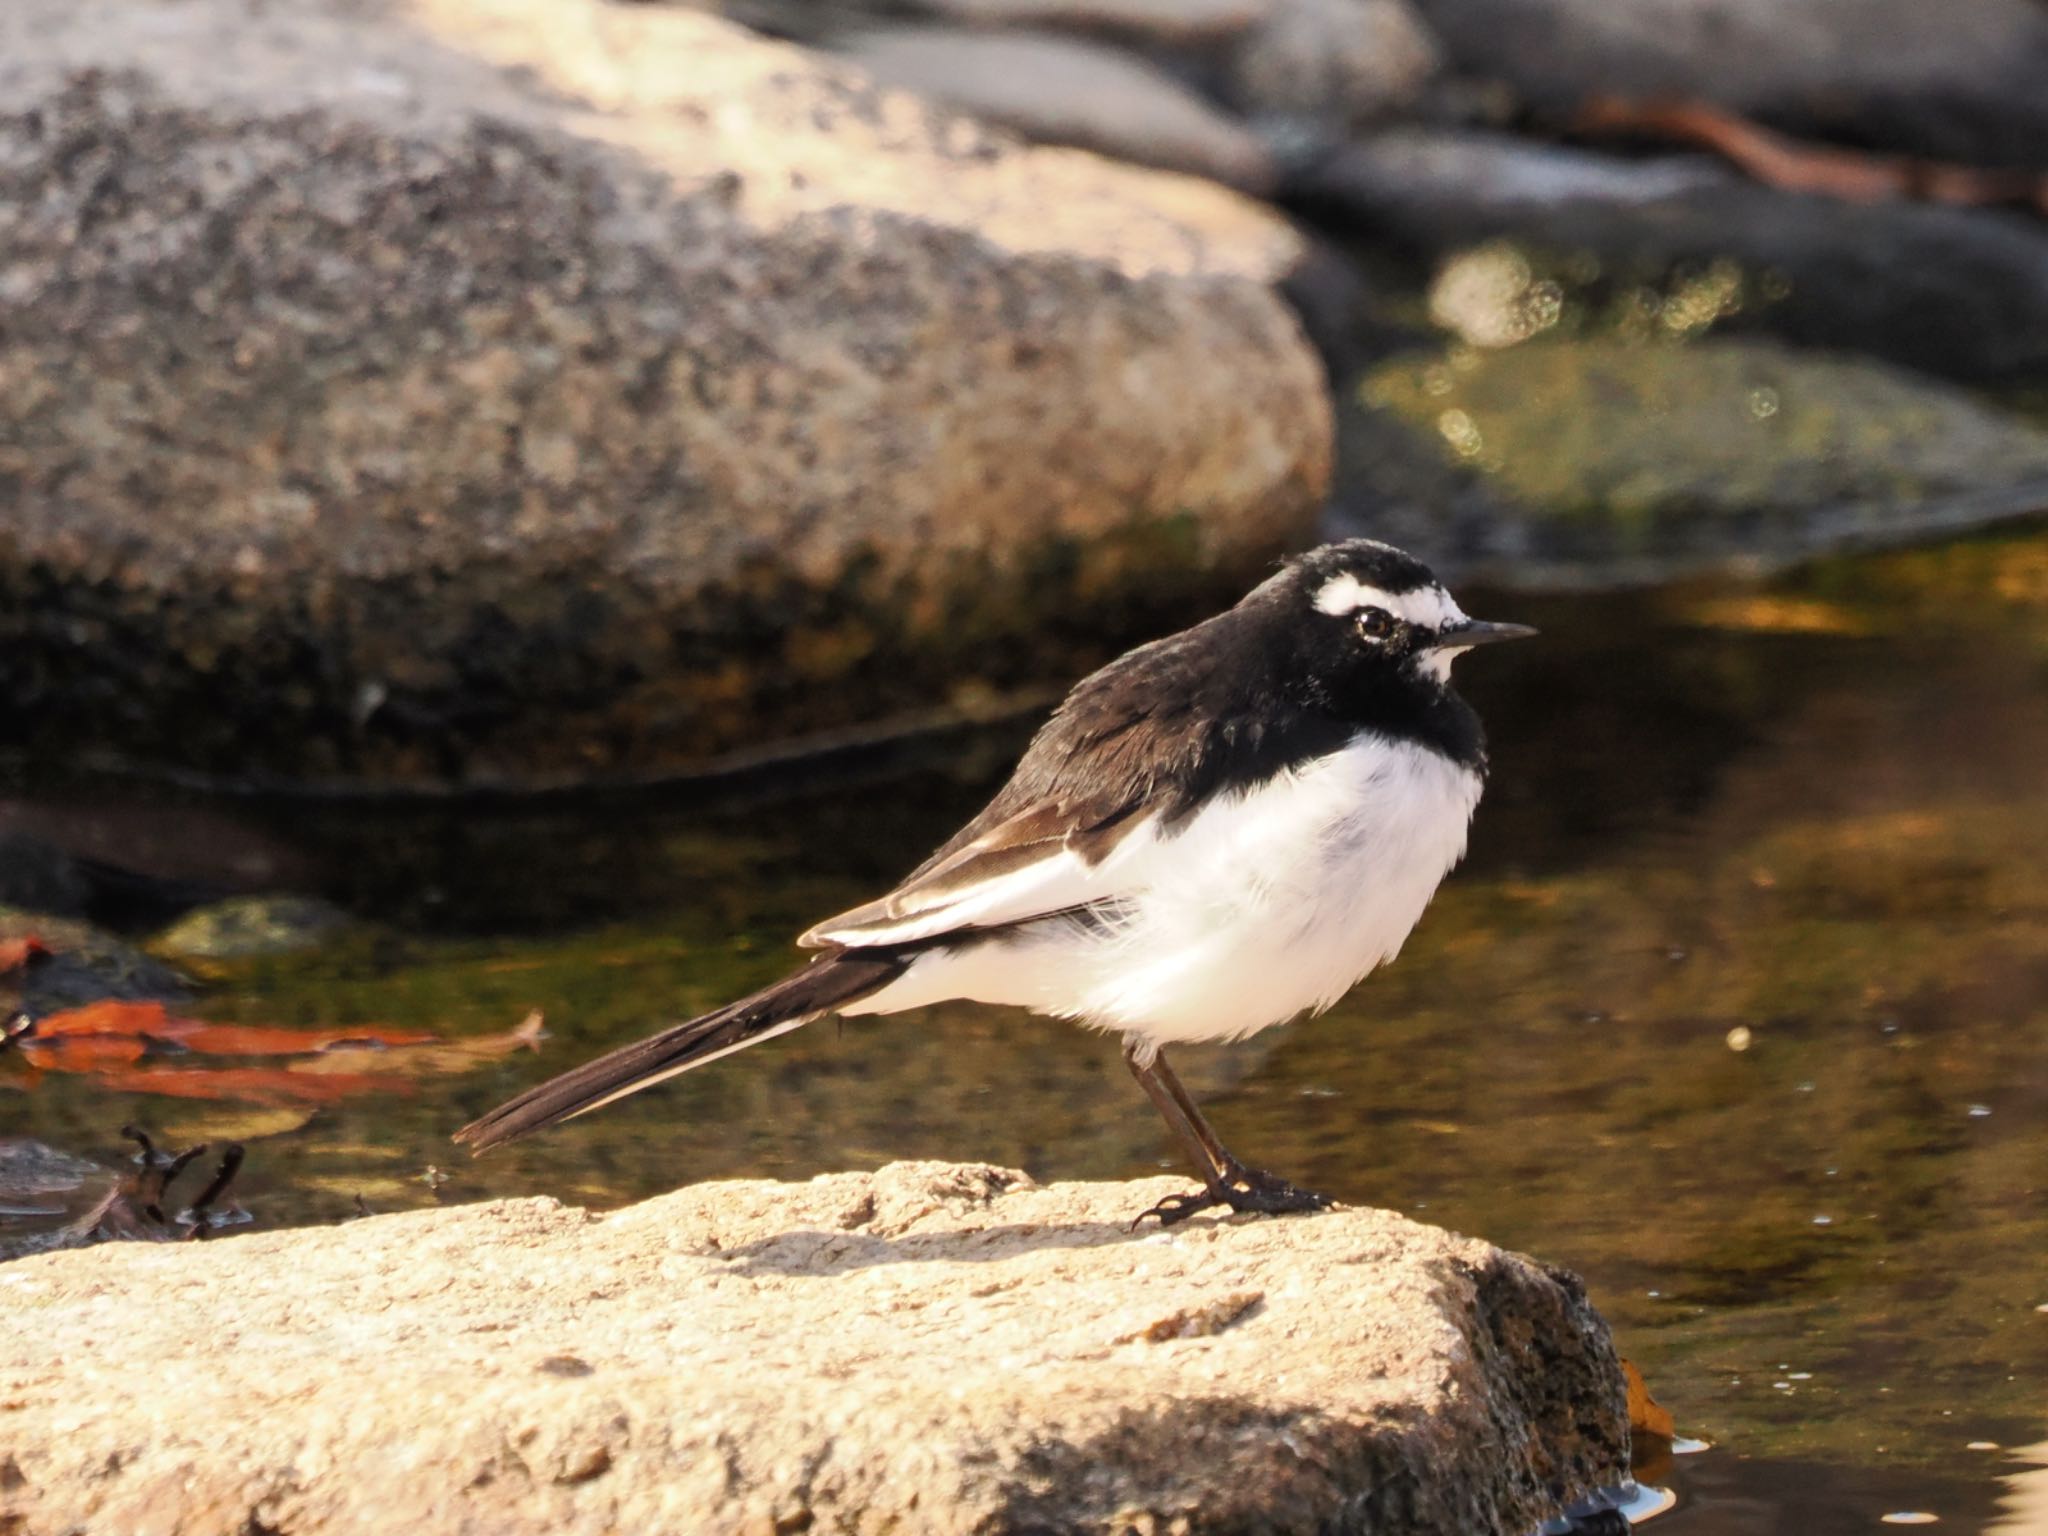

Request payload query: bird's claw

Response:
[1133,1168,1334,1229]
[1132,1189,1223,1229]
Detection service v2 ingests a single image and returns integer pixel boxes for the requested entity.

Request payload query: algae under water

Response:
[5,531,2046,1532]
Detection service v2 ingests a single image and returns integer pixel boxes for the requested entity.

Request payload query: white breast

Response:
[845,734,1483,1046]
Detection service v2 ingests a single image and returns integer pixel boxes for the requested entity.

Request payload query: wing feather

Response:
[797,797,1152,948]
[798,581,1351,952]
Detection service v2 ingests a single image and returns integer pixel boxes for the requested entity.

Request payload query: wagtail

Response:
[457,540,1533,1225]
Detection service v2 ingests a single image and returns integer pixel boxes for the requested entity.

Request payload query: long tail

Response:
[453,951,909,1154]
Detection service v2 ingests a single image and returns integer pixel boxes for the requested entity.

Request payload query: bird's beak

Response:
[1431,618,1537,650]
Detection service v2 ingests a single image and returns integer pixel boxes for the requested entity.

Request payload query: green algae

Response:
[1361,337,2048,549]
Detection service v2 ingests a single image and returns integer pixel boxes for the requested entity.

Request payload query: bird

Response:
[455,539,1534,1225]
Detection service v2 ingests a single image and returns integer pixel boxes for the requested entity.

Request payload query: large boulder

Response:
[0,1162,1631,1535]
[0,0,1330,790]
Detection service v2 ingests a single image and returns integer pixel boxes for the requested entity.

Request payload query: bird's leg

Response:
[1122,1040,1334,1227]
[1147,1048,1335,1217]
[1122,1037,1234,1225]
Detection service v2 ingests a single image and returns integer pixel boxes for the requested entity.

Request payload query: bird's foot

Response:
[1132,1188,1224,1228]
[1133,1167,1334,1229]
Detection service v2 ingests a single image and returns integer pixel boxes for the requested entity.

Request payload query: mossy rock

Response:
[1355,337,2048,582]
[150,896,352,963]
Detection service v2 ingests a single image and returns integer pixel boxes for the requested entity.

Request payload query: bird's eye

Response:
[1355,606,1396,640]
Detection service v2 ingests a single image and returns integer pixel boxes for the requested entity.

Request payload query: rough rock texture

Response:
[1409,0,2048,167]
[0,0,1329,790]
[0,1162,1628,1536]
[1296,130,2048,385]
[1230,0,1443,128]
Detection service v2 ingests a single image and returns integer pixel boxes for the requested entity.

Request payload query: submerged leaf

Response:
[16,1036,149,1072]
[1622,1358,1677,1441]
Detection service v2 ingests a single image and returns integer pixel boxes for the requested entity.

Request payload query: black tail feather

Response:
[453,952,908,1154]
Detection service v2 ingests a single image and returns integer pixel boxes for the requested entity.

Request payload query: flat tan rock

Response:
[0,1162,1627,1535]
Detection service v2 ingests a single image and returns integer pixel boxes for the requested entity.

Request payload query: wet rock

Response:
[149,895,353,962]
[0,1140,107,1220]
[1337,337,2048,587]
[0,1130,249,1263]
[0,1140,114,1264]
[1231,0,1444,129]
[0,910,191,1012]
[1296,130,2048,384]
[0,1161,1628,1535]
[0,798,311,908]
[1408,0,2048,167]
[0,833,91,920]
[0,0,1328,792]
[835,25,1278,191]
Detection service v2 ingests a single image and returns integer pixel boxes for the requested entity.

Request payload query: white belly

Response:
[844,734,1483,1045]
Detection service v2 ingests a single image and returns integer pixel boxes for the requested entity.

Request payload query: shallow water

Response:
[5,532,2047,1531]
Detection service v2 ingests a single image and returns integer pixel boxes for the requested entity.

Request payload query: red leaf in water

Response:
[1622,1359,1677,1440]
[29,1000,190,1039]
[300,1012,547,1078]
[15,1035,150,1071]
[27,1005,439,1054]
[175,1022,440,1055]
[92,1065,416,1105]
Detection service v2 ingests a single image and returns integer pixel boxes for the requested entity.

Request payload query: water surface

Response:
[5,533,2046,1531]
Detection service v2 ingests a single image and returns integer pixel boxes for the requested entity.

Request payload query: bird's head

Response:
[1280,540,1535,694]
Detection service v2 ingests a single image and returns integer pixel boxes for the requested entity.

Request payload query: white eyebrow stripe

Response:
[1312,575,1467,630]
[1313,574,1396,616]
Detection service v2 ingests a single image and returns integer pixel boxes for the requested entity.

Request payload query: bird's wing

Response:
[797,792,1156,949]
[800,595,1339,952]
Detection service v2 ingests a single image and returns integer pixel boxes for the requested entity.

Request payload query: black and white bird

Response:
[456,540,1533,1224]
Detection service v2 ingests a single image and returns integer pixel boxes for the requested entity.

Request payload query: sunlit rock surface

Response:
[0,1162,1627,1536]
[0,0,1328,791]
[834,26,1280,191]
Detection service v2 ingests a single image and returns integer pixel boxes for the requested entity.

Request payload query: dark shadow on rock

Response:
[717,1214,1172,1276]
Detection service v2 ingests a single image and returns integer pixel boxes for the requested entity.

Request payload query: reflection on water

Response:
[5,531,2047,1532]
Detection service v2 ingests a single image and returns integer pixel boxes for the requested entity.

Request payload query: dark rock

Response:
[0,797,310,908]
[1294,130,2048,384]
[0,0,1328,792]
[1408,0,2048,168]
[0,833,91,920]
[1,910,192,1012]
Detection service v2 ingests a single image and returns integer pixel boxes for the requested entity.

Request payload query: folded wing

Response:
[799,797,1153,949]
